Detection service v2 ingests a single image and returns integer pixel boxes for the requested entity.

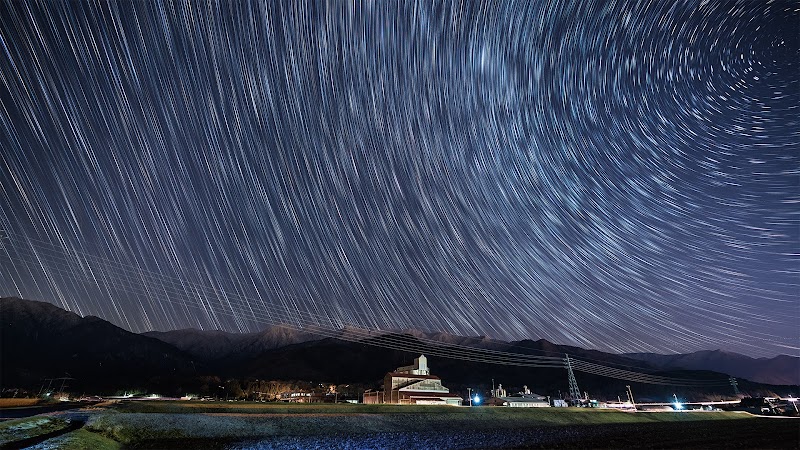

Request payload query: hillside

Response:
[0,297,198,392]
[624,350,800,386]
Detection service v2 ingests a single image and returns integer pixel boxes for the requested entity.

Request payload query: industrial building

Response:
[363,355,463,406]
[497,393,550,407]
[279,391,326,403]
[487,385,551,407]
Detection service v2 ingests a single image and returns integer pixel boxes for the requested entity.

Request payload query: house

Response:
[363,355,463,406]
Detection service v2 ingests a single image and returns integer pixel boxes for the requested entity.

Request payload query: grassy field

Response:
[27,428,121,450]
[0,416,72,445]
[83,401,758,446]
[0,398,44,408]
[3,401,796,449]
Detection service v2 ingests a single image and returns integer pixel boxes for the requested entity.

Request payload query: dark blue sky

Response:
[1,0,797,357]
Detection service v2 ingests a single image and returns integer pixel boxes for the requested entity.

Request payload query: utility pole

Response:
[467,388,472,406]
[492,379,495,397]
[49,376,74,398]
[565,354,581,405]
[38,379,54,397]
[626,385,636,410]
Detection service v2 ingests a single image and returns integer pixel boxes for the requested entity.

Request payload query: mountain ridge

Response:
[624,350,800,386]
[3,297,797,393]
[144,324,799,385]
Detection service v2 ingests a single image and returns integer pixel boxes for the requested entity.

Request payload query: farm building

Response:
[363,355,463,406]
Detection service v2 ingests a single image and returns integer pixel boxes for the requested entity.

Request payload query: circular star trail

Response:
[0,0,797,357]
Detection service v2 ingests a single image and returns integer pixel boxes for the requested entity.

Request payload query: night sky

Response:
[1,1,797,357]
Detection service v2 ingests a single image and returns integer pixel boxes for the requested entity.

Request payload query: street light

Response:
[673,393,683,410]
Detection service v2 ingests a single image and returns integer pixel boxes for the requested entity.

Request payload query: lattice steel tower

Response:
[565,354,581,402]
[729,377,740,396]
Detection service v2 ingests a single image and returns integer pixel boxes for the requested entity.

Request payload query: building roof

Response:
[406,392,463,399]
[501,395,548,402]
[385,372,441,380]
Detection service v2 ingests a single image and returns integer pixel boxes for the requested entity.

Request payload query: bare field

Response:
[3,401,797,449]
[83,401,765,448]
[108,400,748,423]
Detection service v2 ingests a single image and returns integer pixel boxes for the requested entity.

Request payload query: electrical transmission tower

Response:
[729,377,740,396]
[565,354,581,403]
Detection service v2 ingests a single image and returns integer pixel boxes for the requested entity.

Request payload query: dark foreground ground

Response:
[144,419,800,450]
[1,402,797,449]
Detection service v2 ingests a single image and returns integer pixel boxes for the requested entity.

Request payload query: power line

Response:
[1,232,720,371]
[1,233,732,387]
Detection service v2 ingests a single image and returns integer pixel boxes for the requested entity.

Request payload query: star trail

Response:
[0,0,797,357]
